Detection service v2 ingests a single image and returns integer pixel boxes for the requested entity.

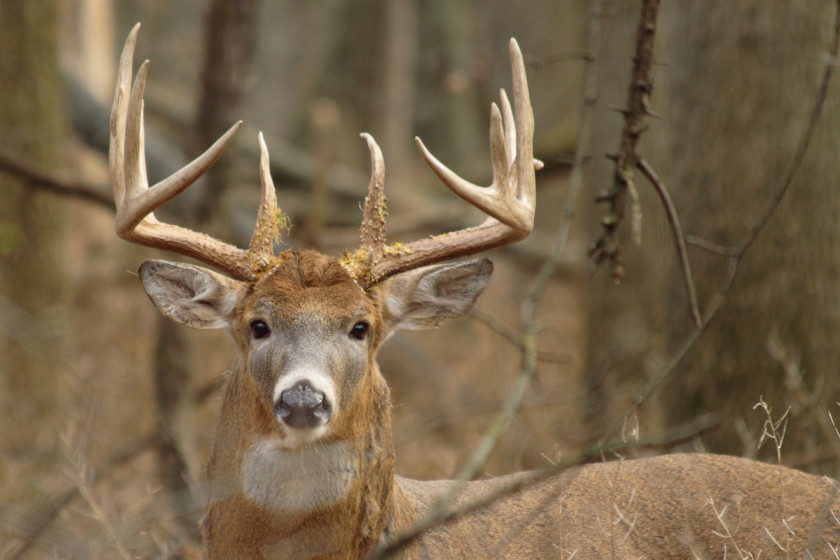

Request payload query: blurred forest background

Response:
[1,0,840,557]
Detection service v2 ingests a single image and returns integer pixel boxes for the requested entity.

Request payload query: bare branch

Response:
[524,49,594,68]
[467,308,574,365]
[636,157,701,328]
[0,145,113,209]
[685,235,738,257]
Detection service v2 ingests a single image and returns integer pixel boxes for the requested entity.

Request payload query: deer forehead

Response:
[237,252,380,327]
[241,287,372,327]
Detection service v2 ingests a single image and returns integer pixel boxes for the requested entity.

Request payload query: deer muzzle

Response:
[275,379,332,429]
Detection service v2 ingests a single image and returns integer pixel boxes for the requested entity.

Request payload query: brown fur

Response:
[393,454,840,559]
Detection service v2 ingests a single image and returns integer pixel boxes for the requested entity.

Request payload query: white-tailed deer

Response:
[111,24,840,560]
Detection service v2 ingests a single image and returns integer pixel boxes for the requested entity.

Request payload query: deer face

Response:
[235,252,380,447]
[138,251,492,449]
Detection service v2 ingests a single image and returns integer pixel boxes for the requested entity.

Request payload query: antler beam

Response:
[110,24,280,281]
[352,38,540,287]
[112,25,538,289]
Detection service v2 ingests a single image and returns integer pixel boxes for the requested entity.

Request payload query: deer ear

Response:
[138,260,243,329]
[382,258,492,332]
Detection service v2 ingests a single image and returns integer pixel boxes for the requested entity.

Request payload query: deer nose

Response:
[275,380,332,428]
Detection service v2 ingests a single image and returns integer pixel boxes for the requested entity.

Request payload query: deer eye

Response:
[349,321,369,341]
[250,320,271,339]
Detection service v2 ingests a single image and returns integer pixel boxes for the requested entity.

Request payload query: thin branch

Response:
[8,433,160,560]
[685,234,738,257]
[737,37,840,255]
[589,0,660,282]
[637,157,701,328]
[524,49,593,68]
[467,308,574,365]
[0,145,113,209]
[690,0,840,262]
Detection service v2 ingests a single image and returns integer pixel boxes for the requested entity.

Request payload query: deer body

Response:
[140,252,840,559]
[397,454,840,559]
[110,24,840,560]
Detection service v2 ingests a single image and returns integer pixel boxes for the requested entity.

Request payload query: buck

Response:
[111,24,840,560]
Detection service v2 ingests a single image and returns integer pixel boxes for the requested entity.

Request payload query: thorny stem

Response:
[589,0,660,283]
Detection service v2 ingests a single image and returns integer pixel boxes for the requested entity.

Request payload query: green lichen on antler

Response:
[340,242,414,287]
[359,193,388,253]
[340,247,371,285]
[247,208,290,279]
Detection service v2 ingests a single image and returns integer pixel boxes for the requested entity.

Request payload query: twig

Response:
[589,0,660,282]
[467,308,573,365]
[685,234,738,257]
[72,474,134,560]
[636,157,701,328]
[524,49,594,68]
[754,398,793,558]
[8,433,160,560]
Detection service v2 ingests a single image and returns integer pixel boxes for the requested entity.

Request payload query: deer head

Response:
[111,23,537,452]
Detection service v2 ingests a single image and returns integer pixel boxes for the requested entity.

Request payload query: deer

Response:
[110,23,840,560]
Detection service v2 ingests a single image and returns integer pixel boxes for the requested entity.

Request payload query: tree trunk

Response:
[0,0,68,454]
[660,1,840,468]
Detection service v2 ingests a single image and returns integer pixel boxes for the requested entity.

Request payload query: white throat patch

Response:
[241,437,357,514]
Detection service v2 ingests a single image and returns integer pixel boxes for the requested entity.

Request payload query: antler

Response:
[347,38,540,288]
[110,24,281,281]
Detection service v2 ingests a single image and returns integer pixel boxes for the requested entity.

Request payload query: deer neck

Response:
[207,363,399,558]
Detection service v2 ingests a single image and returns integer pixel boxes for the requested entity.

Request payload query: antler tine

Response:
[110,23,140,208]
[247,133,282,275]
[509,38,541,204]
[357,37,538,288]
[359,133,388,262]
[414,39,534,232]
[499,88,516,176]
[110,24,256,281]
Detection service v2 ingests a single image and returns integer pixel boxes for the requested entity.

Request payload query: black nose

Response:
[275,380,331,428]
